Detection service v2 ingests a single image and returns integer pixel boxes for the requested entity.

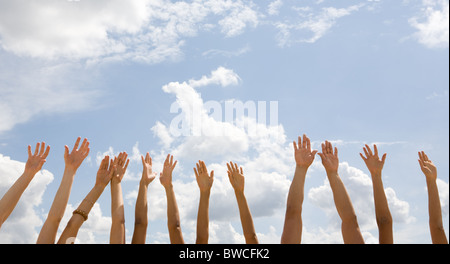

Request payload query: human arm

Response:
[227,161,258,244]
[281,134,317,244]
[318,141,364,244]
[57,155,114,244]
[159,154,184,244]
[418,151,448,244]
[37,137,90,244]
[110,152,129,244]
[131,152,156,244]
[0,142,50,229]
[360,144,392,244]
[194,160,214,244]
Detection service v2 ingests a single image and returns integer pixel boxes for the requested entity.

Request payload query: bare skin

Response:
[110,152,129,244]
[281,134,317,244]
[37,137,90,244]
[131,152,157,244]
[57,155,115,244]
[0,142,50,230]
[360,144,393,244]
[318,140,364,244]
[160,154,184,244]
[227,161,258,244]
[418,151,448,244]
[194,160,214,244]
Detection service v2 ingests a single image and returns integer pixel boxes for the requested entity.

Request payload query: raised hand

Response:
[194,161,214,193]
[24,142,50,176]
[317,141,339,174]
[141,152,157,186]
[96,156,115,187]
[294,134,318,168]
[360,144,387,176]
[112,152,129,183]
[160,154,177,188]
[418,151,437,181]
[64,137,90,172]
[227,161,245,193]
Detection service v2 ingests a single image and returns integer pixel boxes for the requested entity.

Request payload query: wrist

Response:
[200,189,211,196]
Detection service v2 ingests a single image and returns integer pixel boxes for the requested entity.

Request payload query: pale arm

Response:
[160,154,184,244]
[131,153,156,244]
[281,134,317,244]
[0,142,50,229]
[194,160,214,244]
[318,141,364,244]
[418,151,448,244]
[110,152,129,244]
[57,156,114,244]
[37,137,90,244]
[227,162,258,244]
[360,144,392,244]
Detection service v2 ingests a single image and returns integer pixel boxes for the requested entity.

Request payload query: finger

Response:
[321,143,326,154]
[302,134,307,149]
[298,136,302,149]
[418,151,423,161]
[64,145,69,158]
[311,150,318,157]
[363,147,369,158]
[334,147,338,158]
[226,163,232,173]
[170,155,173,165]
[141,155,145,166]
[165,154,170,164]
[366,144,373,156]
[43,145,50,159]
[360,153,367,161]
[240,167,243,175]
[194,167,199,178]
[80,138,88,150]
[39,142,46,156]
[210,170,214,180]
[83,141,90,153]
[381,153,387,164]
[124,159,130,171]
[293,141,298,151]
[373,144,379,157]
[172,160,177,169]
[27,145,32,157]
[201,161,207,173]
[234,162,239,171]
[34,142,40,156]
[317,152,324,160]
[72,137,81,152]
[418,159,424,169]
[196,162,201,173]
[306,135,311,152]
[423,152,429,161]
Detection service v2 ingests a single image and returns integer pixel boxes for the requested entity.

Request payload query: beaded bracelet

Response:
[73,209,88,221]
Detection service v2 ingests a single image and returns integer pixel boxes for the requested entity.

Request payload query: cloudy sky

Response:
[0,0,448,244]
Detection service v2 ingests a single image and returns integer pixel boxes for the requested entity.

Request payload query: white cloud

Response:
[274,4,363,47]
[268,0,283,16]
[409,0,449,48]
[0,154,54,243]
[0,0,260,62]
[0,56,101,133]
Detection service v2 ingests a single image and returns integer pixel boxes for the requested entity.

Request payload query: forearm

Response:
[0,172,34,225]
[165,185,184,244]
[37,167,76,244]
[281,165,307,244]
[132,181,148,244]
[110,181,125,244]
[327,172,357,222]
[196,190,211,244]
[426,178,448,244]
[57,184,105,244]
[371,173,393,243]
[235,191,258,244]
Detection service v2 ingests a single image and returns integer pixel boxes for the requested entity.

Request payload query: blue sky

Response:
[0,0,448,243]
